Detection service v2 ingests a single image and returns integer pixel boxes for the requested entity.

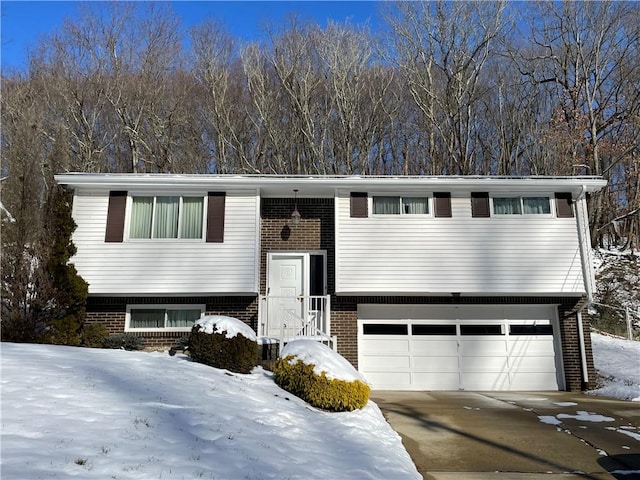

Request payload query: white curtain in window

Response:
[167,309,201,328]
[493,197,521,214]
[374,197,400,214]
[180,198,204,238]
[523,197,550,214]
[403,197,429,214]
[130,197,153,238]
[154,196,179,238]
[130,309,164,328]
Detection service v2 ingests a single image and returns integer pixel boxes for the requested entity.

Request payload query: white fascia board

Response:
[54,173,608,196]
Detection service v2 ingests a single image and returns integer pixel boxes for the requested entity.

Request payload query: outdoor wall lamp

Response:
[291,189,301,226]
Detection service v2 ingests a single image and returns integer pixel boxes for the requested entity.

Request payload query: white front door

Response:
[267,253,305,337]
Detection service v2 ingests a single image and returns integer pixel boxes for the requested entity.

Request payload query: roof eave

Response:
[54,173,608,194]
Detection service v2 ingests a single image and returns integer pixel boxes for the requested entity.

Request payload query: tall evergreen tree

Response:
[39,185,89,345]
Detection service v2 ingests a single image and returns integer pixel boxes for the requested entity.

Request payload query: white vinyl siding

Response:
[335,192,586,295]
[70,190,259,295]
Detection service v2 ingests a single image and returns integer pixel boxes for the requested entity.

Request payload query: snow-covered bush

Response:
[189,316,258,374]
[273,340,370,412]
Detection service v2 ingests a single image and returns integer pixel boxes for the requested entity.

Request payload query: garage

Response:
[358,305,563,391]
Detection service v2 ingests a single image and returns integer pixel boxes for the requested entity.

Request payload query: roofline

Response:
[54,173,608,193]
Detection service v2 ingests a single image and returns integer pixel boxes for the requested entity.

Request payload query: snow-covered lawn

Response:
[1,333,638,479]
[0,342,420,480]
[590,332,640,402]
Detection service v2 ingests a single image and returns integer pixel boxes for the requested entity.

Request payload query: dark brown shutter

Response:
[471,192,490,218]
[350,192,368,218]
[206,192,226,242]
[105,191,127,242]
[434,192,452,218]
[555,192,574,218]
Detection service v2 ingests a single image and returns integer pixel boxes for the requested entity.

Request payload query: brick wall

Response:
[260,198,335,293]
[86,296,258,349]
[558,304,596,391]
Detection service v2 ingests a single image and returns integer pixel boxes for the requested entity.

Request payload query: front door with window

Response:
[267,253,305,338]
[265,252,326,338]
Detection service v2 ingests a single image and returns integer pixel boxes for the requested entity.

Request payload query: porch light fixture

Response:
[291,189,301,226]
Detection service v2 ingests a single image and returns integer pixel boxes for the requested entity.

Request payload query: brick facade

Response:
[86,196,594,391]
[86,296,258,349]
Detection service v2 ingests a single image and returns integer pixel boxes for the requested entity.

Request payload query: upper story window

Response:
[373,196,429,215]
[493,196,551,215]
[130,196,204,239]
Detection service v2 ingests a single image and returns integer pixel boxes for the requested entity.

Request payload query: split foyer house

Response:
[55,174,607,392]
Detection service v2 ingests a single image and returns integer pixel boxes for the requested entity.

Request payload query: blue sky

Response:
[1,1,384,71]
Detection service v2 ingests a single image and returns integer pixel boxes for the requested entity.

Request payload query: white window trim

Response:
[124,194,207,242]
[125,304,206,332]
[491,194,554,217]
[371,194,433,216]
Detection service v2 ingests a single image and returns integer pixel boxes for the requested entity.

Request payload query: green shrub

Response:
[40,316,82,346]
[103,333,145,351]
[189,325,258,374]
[177,333,190,349]
[81,323,109,348]
[273,355,370,412]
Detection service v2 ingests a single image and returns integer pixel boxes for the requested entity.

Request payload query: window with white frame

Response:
[373,196,430,215]
[129,196,204,239]
[493,196,551,215]
[126,305,205,331]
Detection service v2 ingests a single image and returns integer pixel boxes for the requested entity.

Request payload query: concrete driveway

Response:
[371,391,640,480]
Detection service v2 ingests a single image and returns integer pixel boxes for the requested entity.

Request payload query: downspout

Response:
[576,310,589,385]
[575,185,591,384]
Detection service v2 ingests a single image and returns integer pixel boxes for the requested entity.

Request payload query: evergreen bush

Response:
[40,185,89,345]
[273,355,370,412]
[103,333,145,351]
[81,323,109,348]
[189,324,258,374]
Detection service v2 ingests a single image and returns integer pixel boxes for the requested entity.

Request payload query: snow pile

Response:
[281,339,367,382]
[0,343,420,480]
[590,332,640,402]
[194,314,257,341]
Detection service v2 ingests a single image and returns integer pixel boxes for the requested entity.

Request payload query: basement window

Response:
[126,305,205,331]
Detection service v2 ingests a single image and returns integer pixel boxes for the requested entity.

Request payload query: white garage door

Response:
[358,305,563,391]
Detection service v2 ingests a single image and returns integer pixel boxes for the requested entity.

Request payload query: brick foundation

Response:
[86,296,258,349]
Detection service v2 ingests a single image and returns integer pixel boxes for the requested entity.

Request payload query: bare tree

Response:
[191,20,259,173]
[316,22,395,174]
[56,2,189,173]
[1,77,50,340]
[386,1,508,174]
[524,0,640,245]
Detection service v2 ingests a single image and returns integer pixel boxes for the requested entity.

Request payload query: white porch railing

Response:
[258,295,336,353]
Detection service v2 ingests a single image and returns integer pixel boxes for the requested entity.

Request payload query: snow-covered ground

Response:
[1,332,638,479]
[590,332,640,402]
[0,342,420,480]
